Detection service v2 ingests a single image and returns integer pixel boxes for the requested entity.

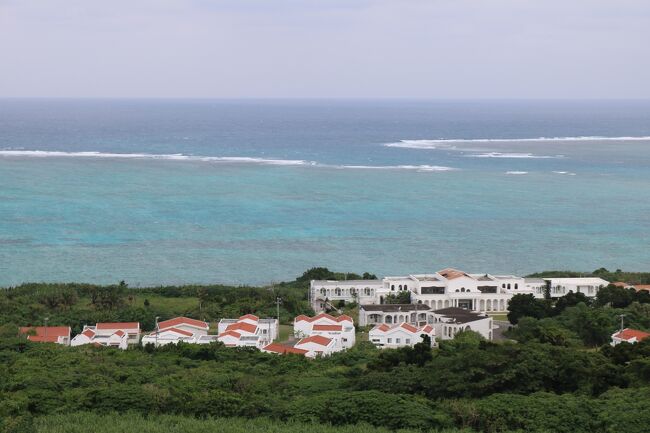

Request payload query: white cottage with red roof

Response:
[141,317,209,347]
[611,328,650,346]
[293,313,355,349]
[369,322,436,349]
[70,322,140,350]
[19,326,71,346]
[293,335,338,358]
[216,314,278,348]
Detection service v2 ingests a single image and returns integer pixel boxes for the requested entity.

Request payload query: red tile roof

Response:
[155,327,194,337]
[295,313,353,324]
[438,268,468,280]
[96,322,139,330]
[613,328,650,342]
[633,285,650,292]
[226,322,258,334]
[113,330,125,337]
[421,325,434,333]
[312,324,343,331]
[263,343,308,355]
[82,329,95,338]
[238,314,259,322]
[158,317,208,330]
[297,335,332,346]
[218,330,242,339]
[400,323,418,333]
[19,326,70,339]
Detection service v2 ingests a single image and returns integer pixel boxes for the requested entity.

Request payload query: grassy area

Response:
[488,313,509,321]
[278,324,293,342]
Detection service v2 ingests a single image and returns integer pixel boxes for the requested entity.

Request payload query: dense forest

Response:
[1,268,650,433]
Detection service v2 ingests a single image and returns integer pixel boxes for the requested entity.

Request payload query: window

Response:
[460,287,465,292]
[335,287,342,296]
[396,338,401,344]
[405,338,411,344]
[404,284,408,290]
[399,285,402,290]
[421,286,445,294]
[514,283,518,289]
[502,283,506,288]
[507,284,511,290]
[391,285,395,291]
[387,338,392,343]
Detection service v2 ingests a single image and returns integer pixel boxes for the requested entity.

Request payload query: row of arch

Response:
[390,284,409,291]
[417,298,507,312]
[318,287,376,298]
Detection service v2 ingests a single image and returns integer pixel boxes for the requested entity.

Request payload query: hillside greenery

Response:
[2,268,650,433]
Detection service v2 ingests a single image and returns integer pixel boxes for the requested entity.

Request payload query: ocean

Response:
[1,99,649,287]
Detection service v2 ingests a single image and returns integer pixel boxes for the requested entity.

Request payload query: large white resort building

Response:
[310,268,609,314]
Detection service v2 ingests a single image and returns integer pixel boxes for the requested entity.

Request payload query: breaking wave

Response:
[0,150,457,172]
[466,152,562,159]
[384,136,650,149]
[506,171,528,175]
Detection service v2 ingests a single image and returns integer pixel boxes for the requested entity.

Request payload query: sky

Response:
[1,0,649,99]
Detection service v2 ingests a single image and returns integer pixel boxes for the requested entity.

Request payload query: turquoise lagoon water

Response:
[1,99,649,286]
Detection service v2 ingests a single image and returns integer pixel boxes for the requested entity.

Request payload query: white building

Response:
[293,335,338,358]
[432,307,493,340]
[611,328,650,346]
[141,317,209,347]
[70,322,140,350]
[19,326,71,345]
[217,314,278,348]
[311,268,608,314]
[369,322,436,349]
[294,313,355,350]
[544,278,609,298]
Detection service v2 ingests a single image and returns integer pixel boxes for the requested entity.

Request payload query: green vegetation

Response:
[2,268,650,433]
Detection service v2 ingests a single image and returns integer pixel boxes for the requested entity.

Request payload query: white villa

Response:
[293,335,338,357]
[294,313,356,350]
[70,322,141,350]
[360,305,494,340]
[611,328,650,346]
[369,322,436,349]
[141,317,209,347]
[310,268,609,314]
[217,314,279,348]
[19,326,71,345]
[432,307,493,340]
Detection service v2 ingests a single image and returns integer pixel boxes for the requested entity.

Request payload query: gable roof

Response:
[113,330,126,337]
[613,328,650,342]
[19,326,70,339]
[226,322,258,334]
[150,327,194,337]
[295,313,354,324]
[96,322,139,330]
[81,329,95,338]
[371,322,432,335]
[297,335,332,347]
[238,314,259,322]
[158,317,208,330]
[262,343,308,355]
[218,330,242,339]
[312,324,343,331]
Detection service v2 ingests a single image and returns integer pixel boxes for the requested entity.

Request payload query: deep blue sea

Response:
[1,99,649,287]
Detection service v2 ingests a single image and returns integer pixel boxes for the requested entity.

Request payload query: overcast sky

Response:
[1,0,649,98]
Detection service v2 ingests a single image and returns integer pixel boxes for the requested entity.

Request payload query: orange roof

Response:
[336,315,353,323]
[612,282,628,288]
[19,326,70,338]
[375,324,390,332]
[633,285,650,292]
[400,323,418,333]
[238,314,259,321]
[297,335,332,346]
[82,329,95,338]
[438,268,468,280]
[294,315,310,322]
[313,324,343,331]
[113,330,125,337]
[263,343,308,355]
[96,322,139,330]
[420,325,434,333]
[154,327,194,337]
[158,317,208,330]
[613,328,650,342]
[226,322,257,334]
[218,330,242,339]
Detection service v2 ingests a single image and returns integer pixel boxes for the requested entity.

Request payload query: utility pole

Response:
[155,316,160,348]
[276,297,282,322]
[619,314,626,332]
[44,317,49,339]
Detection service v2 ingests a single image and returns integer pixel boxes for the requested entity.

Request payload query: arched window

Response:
[507,284,511,290]
[335,287,342,296]
[399,285,402,290]
[320,288,326,296]
[404,284,408,290]
[460,287,465,292]
[455,289,459,292]
[391,285,395,291]
[364,287,371,296]
[502,283,506,288]
[514,283,518,290]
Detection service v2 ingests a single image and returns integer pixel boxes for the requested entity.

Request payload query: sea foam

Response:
[0,150,457,172]
[384,135,650,149]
